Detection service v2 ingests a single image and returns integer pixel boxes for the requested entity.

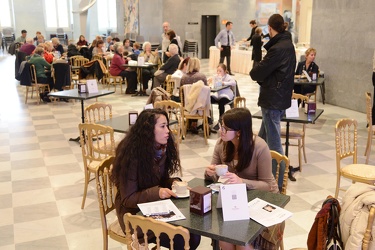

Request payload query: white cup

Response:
[215,164,228,176]
[172,181,188,195]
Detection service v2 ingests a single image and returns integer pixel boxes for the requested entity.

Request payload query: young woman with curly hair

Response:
[111,109,201,249]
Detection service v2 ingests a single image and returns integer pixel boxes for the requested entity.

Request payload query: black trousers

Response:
[211,96,231,118]
[119,70,138,92]
[219,46,232,73]
[142,68,155,90]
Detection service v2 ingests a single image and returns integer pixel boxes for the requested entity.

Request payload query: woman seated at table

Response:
[294,47,319,95]
[180,57,207,87]
[29,47,54,102]
[111,109,201,249]
[109,42,138,94]
[92,39,106,58]
[122,38,133,53]
[205,108,279,250]
[209,63,236,130]
[153,44,181,88]
[51,37,64,56]
[139,41,159,94]
[77,35,89,46]
[38,43,54,64]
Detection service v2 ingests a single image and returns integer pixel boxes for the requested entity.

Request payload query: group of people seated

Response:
[112,107,281,250]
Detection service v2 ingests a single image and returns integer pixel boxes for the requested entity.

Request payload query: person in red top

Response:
[109,42,138,94]
[37,43,54,64]
[77,35,89,46]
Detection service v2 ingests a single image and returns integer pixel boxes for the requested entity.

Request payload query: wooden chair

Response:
[180,84,210,145]
[270,150,290,195]
[124,213,190,250]
[102,58,125,93]
[363,205,375,250]
[233,96,246,108]
[281,93,309,171]
[79,123,115,209]
[71,57,89,87]
[154,100,183,145]
[334,118,375,198]
[25,64,51,104]
[95,156,130,250]
[165,75,175,95]
[84,102,113,123]
[365,92,375,164]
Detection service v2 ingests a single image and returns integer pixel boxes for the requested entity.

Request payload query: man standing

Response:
[250,14,296,186]
[246,20,258,41]
[161,21,182,63]
[15,30,27,44]
[215,21,235,76]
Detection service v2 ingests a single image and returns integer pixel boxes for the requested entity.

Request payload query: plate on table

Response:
[172,189,190,198]
[207,183,221,193]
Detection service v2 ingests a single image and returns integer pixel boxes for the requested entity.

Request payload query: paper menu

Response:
[137,199,186,222]
[86,79,99,93]
[248,198,293,227]
[217,183,249,221]
[285,99,299,118]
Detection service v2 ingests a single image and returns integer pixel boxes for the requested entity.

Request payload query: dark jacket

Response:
[52,63,71,91]
[160,54,180,74]
[295,61,319,76]
[250,32,296,110]
[251,33,263,62]
[19,62,32,86]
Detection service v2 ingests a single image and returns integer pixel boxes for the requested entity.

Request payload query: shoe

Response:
[43,96,51,103]
[208,117,213,125]
[125,90,136,94]
[288,166,296,181]
[189,127,199,134]
[229,72,235,76]
[213,123,220,130]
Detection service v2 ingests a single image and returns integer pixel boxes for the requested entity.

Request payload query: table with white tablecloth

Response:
[209,46,253,74]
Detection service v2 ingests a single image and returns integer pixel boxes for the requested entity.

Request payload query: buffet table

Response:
[209,46,253,74]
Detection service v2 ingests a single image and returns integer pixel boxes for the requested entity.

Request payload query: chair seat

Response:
[341,164,375,181]
[108,219,126,238]
[281,128,304,138]
[88,160,101,171]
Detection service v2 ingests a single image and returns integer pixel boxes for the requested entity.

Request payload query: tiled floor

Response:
[0,50,372,250]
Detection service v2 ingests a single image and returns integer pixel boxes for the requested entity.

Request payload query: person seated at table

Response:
[51,37,64,57]
[33,31,42,43]
[109,42,138,94]
[294,47,319,95]
[29,47,54,103]
[122,38,133,53]
[171,57,190,102]
[204,108,279,250]
[164,29,182,62]
[209,63,236,130]
[132,42,141,55]
[77,35,89,46]
[37,43,54,64]
[139,41,159,93]
[180,57,207,87]
[15,29,27,44]
[111,109,201,249]
[67,43,81,58]
[92,39,106,58]
[36,34,45,45]
[153,44,180,88]
[19,38,36,56]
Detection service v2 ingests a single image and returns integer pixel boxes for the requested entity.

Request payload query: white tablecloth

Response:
[209,46,253,74]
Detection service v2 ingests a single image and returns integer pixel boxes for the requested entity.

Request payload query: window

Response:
[0,0,13,27]
[97,0,117,32]
[44,0,70,28]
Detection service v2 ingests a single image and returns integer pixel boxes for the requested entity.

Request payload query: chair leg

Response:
[81,169,90,209]
[365,134,372,164]
[25,86,29,104]
[302,136,307,163]
[298,139,302,172]
[335,173,341,198]
[203,117,208,145]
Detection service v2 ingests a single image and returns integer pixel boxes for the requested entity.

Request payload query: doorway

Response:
[201,15,218,59]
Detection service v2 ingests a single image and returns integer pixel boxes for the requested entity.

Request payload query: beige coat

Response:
[183,80,210,116]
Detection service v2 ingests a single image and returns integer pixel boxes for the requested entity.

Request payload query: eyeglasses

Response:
[218,123,234,134]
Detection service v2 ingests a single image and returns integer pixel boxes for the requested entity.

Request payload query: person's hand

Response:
[159,188,177,199]
[205,164,216,177]
[165,51,171,57]
[223,172,243,184]
[219,47,223,51]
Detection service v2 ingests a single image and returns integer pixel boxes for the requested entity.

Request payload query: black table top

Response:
[47,89,114,100]
[169,178,290,246]
[252,109,324,124]
[294,77,325,85]
[97,115,130,133]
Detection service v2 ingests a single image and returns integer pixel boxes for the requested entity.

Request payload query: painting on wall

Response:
[124,0,139,34]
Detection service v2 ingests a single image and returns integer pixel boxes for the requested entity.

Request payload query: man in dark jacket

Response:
[250,14,296,186]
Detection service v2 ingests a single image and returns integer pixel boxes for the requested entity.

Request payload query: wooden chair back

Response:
[234,96,246,108]
[154,100,183,144]
[124,213,190,250]
[84,102,113,123]
[270,150,290,195]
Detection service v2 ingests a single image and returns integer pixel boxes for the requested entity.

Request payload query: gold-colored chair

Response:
[79,123,115,209]
[365,92,375,164]
[233,96,246,108]
[334,118,375,198]
[25,64,51,104]
[270,150,290,195]
[180,85,210,145]
[165,75,175,95]
[103,58,125,93]
[363,205,375,250]
[84,102,113,123]
[95,156,130,250]
[71,57,89,87]
[154,100,183,144]
[124,213,190,250]
[281,93,309,171]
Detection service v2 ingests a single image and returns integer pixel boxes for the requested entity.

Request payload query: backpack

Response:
[146,87,170,106]
[307,196,344,250]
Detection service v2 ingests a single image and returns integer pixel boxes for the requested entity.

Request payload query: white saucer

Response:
[172,189,190,198]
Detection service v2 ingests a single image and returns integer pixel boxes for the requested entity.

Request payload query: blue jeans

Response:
[258,108,286,189]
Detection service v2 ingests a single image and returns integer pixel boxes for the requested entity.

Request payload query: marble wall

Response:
[311,0,375,112]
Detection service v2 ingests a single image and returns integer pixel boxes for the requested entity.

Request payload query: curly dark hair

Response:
[221,108,254,172]
[111,109,181,188]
